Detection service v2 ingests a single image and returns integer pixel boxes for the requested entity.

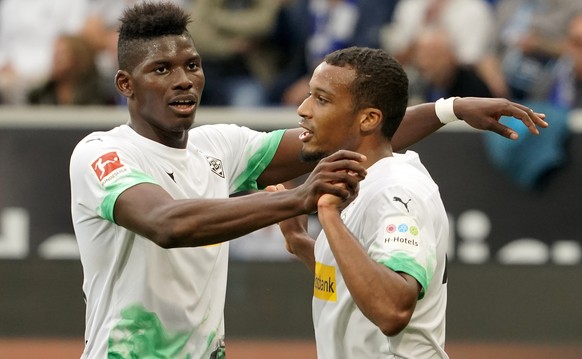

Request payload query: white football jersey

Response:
[70,124,284,358]
[313,151,449,359]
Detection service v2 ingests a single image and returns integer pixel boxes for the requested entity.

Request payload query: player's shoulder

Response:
[373,152,438,192]
[190,123,249,138]
[375,151,422,176]
[76,126,126,146]
[393,151,432,178]
[189,124,266,152]
[71,126,130,162]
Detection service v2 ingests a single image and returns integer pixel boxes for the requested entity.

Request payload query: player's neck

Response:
[357,139,393,169]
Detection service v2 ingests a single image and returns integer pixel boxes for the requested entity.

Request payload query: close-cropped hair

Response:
[324,47,409,139]
[117,1,192,71]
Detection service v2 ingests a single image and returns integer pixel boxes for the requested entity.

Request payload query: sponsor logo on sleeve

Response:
[91,151,128,185]
[314,262,336,302]
[384,218,420,248]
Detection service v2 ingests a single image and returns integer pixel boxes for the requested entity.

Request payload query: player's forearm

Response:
[283,231,316,272]
[318,206,417,336]
[146,190,310,248]
[392,103,443,151]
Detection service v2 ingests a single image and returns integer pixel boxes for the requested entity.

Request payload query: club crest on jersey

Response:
[204,155,224,178]
[91,151,127,184]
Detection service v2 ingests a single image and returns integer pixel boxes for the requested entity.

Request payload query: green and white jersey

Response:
[313,151,449,359]
[70,124,284,359]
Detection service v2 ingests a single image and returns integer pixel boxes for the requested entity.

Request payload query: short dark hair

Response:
[117,2,191,71]
[323,47,409,139]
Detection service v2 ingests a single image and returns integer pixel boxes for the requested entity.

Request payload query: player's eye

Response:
[155,66,169,74]
[316,96,329,105]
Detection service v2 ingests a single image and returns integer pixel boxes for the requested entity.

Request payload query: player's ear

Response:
[360,108,382,133]
[115,70,133,98]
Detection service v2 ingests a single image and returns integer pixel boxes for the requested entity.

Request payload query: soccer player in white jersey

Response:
[274,47,449,358]
[69,2,547,358]
[69,4,368,358]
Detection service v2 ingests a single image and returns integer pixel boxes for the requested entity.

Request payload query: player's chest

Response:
[146,153,229,199]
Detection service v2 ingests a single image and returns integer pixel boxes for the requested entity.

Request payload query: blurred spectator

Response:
[81,0,187,105]
[381,0,494,67]
[481,3,582,192]
[380,0,494,102]
[187,0,285,107]
[412,28,493,102]
[521,11,582,109]
[485,0,582,101]
[28,35,113,106]
[267,0,398,106]
[0,0,89,104]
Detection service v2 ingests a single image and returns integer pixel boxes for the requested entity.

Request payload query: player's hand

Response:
[317,182,354,214]
[295,150,366,214]
[318,192,343,208]
[454,97,548,140]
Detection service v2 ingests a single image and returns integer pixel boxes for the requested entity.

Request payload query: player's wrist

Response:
[317,203,341,224]
[435,97,462,124]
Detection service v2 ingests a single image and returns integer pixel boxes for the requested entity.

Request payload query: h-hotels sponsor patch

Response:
[314,262,337,302]
[383,216,420,251]
[91,151,126,184]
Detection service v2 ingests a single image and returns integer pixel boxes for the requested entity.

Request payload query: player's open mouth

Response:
[169,96,197,114]
[299,128,313,142]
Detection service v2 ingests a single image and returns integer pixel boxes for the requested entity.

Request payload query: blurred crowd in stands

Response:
[1,0,582,110]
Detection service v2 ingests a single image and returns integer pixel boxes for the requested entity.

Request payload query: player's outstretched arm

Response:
[114,150,366,248]
[391,97,548,151]
[260,97,548,186]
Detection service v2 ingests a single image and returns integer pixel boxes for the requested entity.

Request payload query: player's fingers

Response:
[505,102,548,135]
[333,159,367,180]
[265,183,287,192]
[323,149,367,164]
[324,181,353,200]
[486,119,520,140]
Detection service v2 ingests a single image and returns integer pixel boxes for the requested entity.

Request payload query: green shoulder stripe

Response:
[99,171,158,223]
[233,129,285,193]
[379,252,433,300]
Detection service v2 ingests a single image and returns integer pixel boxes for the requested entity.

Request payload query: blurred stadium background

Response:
[0,107,581,358]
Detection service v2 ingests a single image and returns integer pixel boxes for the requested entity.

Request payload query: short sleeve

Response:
[70,136,158,223]
[189,125,285,193]
[366,192,437,300]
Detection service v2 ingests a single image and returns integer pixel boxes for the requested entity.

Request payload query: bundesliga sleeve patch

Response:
[91,151,128,185]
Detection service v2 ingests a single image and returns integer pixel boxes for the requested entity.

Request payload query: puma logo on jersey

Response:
[204,155,224,178]
[393,196,411,212]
